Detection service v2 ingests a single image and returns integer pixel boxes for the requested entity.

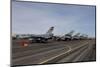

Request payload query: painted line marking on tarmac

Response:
[39,45,72,64]
[39,42,89,64]
[13,47,66,62]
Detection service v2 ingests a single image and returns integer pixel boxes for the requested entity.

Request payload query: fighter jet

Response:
[55,30,74,41]
[29,26,54,43]
[15,34,32,39]
[61,30,75,41]
[72,33,81,40]
[79,34,88,40]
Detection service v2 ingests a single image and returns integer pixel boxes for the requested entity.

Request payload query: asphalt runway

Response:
[11,39,96,66]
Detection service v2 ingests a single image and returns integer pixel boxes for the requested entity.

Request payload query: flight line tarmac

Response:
[12,39,96,66]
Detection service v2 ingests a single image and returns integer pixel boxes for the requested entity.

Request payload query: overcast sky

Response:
[12,1,96,37]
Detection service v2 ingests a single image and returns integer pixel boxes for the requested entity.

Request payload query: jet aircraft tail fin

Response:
[46,26,54,34]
